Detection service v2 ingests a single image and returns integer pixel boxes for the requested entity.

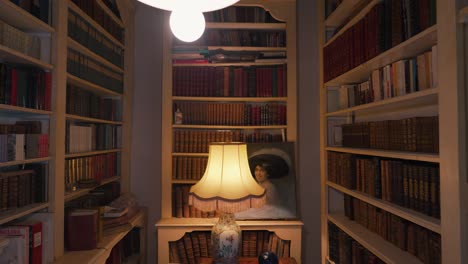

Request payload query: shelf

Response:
[173,153,208,157]
[173,61,286,67]
[64,176,121,202]
[325,88,438,117]
[156,217,303,227]
[325,25,437,86]
[67,74,123,97]
[325,147,439,163]
[172,179,199,184]
[0,44,53,70]
[0,157,51,168]
[66,114,123,125]
[173,96,287,102]
[327,181,441,233]
[96,0,124,28]
[328,213,423,264]
[0,203,49,225]
[68,37,123,73]
[207,46,286,51]
[68,1,124,49]
[324,0,365,28]
[0,0,54,33]
[65,149,122,159]
[0,104,52,116]
[206,22,285,30]
[324,0,381,47]
[459,6,468,23]
[173,124,287,129]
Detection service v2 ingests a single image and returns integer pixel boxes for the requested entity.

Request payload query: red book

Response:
[14,221,43,264]
[66,209,98,251]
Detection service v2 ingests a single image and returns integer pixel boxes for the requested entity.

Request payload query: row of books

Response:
[0,18,41,60]
[175,29,286,48]
[341,116,439,153]
[328,222,385,264]
[0,133,48,162]
[328,151,440,218]
[65,152,120,192]
[323,0,436,82]
[105,228,141,264]
[173,129,284,153]
[173,184,217,218]
[343,195,441,263]
[0,63,52,110]
[169,230,290,264]
[68,9,124,68]
[67,84,122,121]
[71,0,124,43]
[0,164,48,211]
[204,6,281,23]
[66,122,121,154]
[172,65,287,97]
[174,101,287,126]
[11,0,50,24]
[67,48,124,94]
[172,156,208,181]
[331,47,437,110]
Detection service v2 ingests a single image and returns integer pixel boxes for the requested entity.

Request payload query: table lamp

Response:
[189,142,266,264]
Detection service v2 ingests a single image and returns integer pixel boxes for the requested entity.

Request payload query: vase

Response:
[211,212,241,264]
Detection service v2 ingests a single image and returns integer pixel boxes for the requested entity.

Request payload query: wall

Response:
[297,0,322,262]
[131,0,322,263]
[131,2,164,263]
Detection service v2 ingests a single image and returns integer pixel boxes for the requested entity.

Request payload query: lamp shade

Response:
[137,0,240,12]
[189,143,266,213]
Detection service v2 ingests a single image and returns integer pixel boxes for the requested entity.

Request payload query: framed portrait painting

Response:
[235,142,298,220]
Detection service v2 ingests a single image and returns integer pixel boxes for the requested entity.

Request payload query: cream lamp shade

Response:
[189,142,266,213]
[137,0,240,42]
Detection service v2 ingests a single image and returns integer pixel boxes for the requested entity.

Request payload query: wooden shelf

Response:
[0,203,49,225]
[0,44,53,70]
[68,37,123,73]
[324,0,365,28]
[67,74,123,97]
[325,147,439,163]
[325,25,437,86]
[0,0,54,33]
[68,1,124,48]
[328,213,423,264]
[96,0,124,27]
[173,124,287,129]
[66,114,123,125]
[173,96,287,102]
[0,157,51,168]
[172,179,199,184]
[65,149,122,158]
[156,217,303,227]
[207,46,286,51]
[172,153,208,157]
[327,181,441,233]
[173,61,286,67]
[325,88,438,117]
[206,22,285,30]
[0,104,52,116]
[64,176,121,202]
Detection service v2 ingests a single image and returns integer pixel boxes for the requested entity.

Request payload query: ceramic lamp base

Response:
[212,212,241,264]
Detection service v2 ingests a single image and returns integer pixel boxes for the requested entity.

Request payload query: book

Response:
[66,209,98,251]
[13,220,42,264]
[103,206,128,218]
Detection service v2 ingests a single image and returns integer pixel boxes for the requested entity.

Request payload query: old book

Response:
[66,209,98,251]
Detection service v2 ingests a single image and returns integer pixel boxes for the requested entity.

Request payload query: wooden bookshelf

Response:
[0,44,53,69]
[67,74,122,96]
[0,0,54,33]
[66,114,123,125]
[0,203,49,225]
[64,176,121,202]
[65,149,122,158]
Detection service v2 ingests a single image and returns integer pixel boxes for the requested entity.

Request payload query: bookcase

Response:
[0,0,145,263]
[320,0,468,263]
[157,0,302,262]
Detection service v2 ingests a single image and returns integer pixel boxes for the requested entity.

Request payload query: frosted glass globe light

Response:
[170,10,205,42]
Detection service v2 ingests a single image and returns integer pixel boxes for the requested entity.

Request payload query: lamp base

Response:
[212,212,241,264]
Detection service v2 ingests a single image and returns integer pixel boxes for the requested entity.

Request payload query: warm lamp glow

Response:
[169,10,205,42]
[189,143,266,213]
[137,0,240,42]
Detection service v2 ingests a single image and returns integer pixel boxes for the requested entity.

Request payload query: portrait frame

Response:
[234,142,298,220]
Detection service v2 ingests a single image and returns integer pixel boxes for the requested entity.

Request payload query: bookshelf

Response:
[320,0,468,263]
[0,0,143,263]
[158,0,301,262]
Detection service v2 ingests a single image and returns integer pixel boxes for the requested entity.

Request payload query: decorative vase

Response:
[211,212,241,264]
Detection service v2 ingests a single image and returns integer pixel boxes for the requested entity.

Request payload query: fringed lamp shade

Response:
[137,0,240,12]
[189,143,266,213]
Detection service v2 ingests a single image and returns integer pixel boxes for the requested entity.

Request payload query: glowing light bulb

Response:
[169,10,205,42]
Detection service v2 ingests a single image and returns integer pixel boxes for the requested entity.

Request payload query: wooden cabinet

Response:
[320,0,468,263]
